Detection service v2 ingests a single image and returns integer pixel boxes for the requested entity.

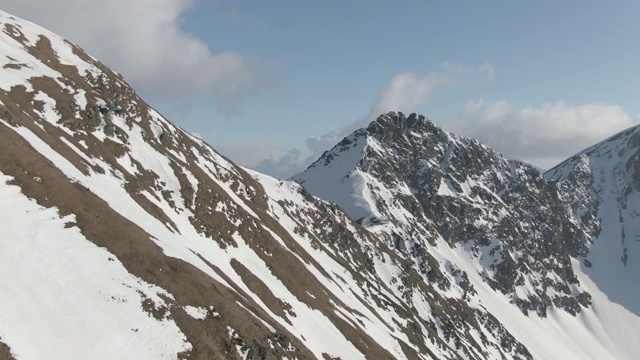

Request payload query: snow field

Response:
[0,173,190,360]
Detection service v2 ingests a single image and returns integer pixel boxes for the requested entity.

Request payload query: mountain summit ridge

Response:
[545,122,640,317]
[295,111,593,316]
[295,111,640,358]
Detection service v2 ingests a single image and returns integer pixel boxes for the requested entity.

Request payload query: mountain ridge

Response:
[545,121,640,317]
[1,9,639,360]
[294,112,594,316]
[295,111,640,358]
[0,10,530,359]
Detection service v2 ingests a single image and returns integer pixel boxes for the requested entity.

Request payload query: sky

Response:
[4,0,640,178]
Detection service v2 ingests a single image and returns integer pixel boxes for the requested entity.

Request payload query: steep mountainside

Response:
[545,124,640,318]
[294,112,640,359]
[295,112,592,316]
[0,10,572,360]
[2,10,639,360]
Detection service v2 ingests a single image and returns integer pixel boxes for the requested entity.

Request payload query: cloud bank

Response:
[3,0,259,105]
[5,3,634,178]
[453,100,638,169]
[254,96,638,178]
[365,63,494,122]
[301,64,495,169]
[248,63,495,178]
[217,142,305,180]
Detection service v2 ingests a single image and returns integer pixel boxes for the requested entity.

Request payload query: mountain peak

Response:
[296,112,595,318]
[365,111,447,145]
[544,123,640,315]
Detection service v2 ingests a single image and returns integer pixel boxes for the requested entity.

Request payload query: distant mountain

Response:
[545,123,640,317]
[294,111,640,359]
[1,9,638,360]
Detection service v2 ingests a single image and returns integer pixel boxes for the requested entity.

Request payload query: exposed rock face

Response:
[0,338,15,360]
[294,111,640,358]
[0,11,532,360]
[545,124,640,316]
[295,112,593,317]
[1,10,639,360]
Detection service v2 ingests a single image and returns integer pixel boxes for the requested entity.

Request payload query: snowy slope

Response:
[295,111,640,359]
[546,124,640,323]
[0,10,389,359]
[295,112,593,314]
[0,10,541,360]
[2,9,638,360]
[0,173,190,359]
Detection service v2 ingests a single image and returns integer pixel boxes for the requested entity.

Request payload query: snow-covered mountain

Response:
[294,111,640,359]
[0,9,638,360]
[0,10,524,360]
[545,123,640,321]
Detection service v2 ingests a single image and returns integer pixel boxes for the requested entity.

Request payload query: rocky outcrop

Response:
[296,112,593,317]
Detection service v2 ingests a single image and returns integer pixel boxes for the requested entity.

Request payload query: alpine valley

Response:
[0,10,638,360]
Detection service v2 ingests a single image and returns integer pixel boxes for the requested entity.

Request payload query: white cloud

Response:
[364,71,451,122]
[234,63,495,178]
[364,63,494,121]
[300,63,495,174]
[244,98,639,179]
[254,148,304,180]
[216,142,305,180]
[3,0,259,105]
[453,100,638,169]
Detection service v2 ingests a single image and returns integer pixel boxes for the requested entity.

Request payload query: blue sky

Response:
[5,1,640,178]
